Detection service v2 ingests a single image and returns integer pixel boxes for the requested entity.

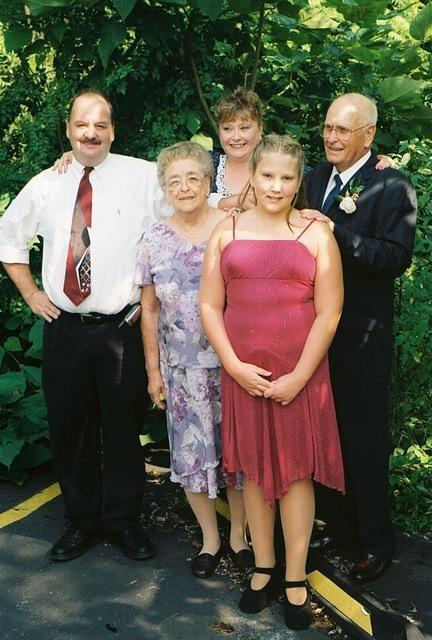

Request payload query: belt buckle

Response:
[80,313,102,324]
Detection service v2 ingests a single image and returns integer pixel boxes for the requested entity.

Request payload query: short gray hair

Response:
[157,141,214,189]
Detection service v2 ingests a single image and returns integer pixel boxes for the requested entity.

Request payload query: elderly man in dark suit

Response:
[303,93,417,582]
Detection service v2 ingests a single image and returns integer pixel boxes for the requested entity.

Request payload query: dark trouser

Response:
[315,326,395,558]
[42,313,149,533]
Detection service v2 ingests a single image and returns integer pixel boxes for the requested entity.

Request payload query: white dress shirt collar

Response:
[322,150,371,206]
[329,150,371,187]
[71,152,113,175]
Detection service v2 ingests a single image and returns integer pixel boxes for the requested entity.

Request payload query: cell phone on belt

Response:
[118,303,141,328]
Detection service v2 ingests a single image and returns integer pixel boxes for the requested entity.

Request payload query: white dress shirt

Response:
[0,153,169,314]
[322,150,371,206]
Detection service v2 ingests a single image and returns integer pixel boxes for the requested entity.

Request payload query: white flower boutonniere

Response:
[337,178,365,214]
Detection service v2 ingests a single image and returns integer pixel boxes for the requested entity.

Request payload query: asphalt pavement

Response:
[0,462,430,640]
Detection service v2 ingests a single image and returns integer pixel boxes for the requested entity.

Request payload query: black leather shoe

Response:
[228,545,254,571]
[349,553,392,582]
[51,524,100,561]
[284,580,313,630]
[239,567,276,613]
[110,526,155,560]
[191,545,223,578]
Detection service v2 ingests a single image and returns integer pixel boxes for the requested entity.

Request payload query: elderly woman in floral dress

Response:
[136,141,252,578]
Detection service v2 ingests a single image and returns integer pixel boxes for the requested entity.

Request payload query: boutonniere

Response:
[337,177,365,214]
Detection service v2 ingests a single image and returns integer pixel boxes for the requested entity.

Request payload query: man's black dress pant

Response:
[42,312,149,533]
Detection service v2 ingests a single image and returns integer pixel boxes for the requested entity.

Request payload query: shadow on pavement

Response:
[0,463,430,640]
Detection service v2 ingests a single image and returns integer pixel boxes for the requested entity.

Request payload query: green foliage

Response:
[392,138,432,416]
[389,442,432,536]
[0,313,51,485]
[0,0,431,536]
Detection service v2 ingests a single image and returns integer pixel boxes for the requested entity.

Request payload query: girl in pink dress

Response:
[200,134,345,629]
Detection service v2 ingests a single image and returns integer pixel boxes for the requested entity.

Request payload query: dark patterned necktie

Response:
[63,166,94,305]
[321,173,342,214]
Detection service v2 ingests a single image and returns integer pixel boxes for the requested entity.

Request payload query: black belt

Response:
[60,304,134,325]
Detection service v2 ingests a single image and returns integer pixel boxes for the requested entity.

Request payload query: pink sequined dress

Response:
[221,221,345,502]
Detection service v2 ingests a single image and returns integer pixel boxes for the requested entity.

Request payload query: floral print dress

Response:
[136,222,226,498]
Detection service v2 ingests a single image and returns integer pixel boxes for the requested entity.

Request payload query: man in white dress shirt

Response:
[0,89,166,561]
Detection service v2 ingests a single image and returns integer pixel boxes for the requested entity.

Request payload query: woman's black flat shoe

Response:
[228,545,254,571]
[191,545,223,578]
[284,580,313,630]
[239,566,275,613]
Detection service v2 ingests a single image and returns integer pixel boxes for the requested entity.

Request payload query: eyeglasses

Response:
[320,123,372,141]
[166,175,205,192]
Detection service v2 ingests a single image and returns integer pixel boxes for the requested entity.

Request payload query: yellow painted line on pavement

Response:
[308,569,373,635]
[0,482,61,529]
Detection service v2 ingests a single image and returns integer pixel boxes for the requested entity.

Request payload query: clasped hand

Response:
[231,362,303,405]
[263,373,303,406]
[230,361,272,397]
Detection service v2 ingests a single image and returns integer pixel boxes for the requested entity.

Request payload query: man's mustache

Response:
[79,136,101,145]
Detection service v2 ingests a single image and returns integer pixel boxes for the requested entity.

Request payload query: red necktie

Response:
[63,167,94,306]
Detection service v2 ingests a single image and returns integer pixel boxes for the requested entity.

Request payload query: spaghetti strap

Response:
[296,219,315,242]
[231,211,240,240]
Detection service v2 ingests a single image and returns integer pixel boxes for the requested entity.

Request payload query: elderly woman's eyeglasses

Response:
[167,175,205,192]
[320,123,372,141]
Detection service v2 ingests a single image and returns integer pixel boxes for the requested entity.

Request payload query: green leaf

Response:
[0,424,26,469]
[13,392,47,421]
[25,344,43,361]
[0,346,5,367]
[410,2,432,43]
[23,39,47,56]
[186,111,202,135]
[8,408,48,438]
[192,0,224,20]
[379,76,424,104]
[0,192,11,214]
[139,13,176,46]
[26,0,98,15]
[190,132,213,151]
[23,366,42,388]
[25,318,44,361]
[346,44,377,64]
[4,25,32,52]
[27,235,41,252]
[4,336,23,353]
[0,371,26,405]
[227,0,254,12]
[5,317,22,331]
[11,442,52,470]
[98,21,127,68]
[29,318,44,345]
[112,0,137,20]
[26,0,69,16]
[49,22,67,43]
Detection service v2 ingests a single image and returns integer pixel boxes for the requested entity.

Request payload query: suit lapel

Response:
[325,153,378,220]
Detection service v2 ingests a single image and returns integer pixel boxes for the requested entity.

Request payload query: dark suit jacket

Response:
[305,152,417,384]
